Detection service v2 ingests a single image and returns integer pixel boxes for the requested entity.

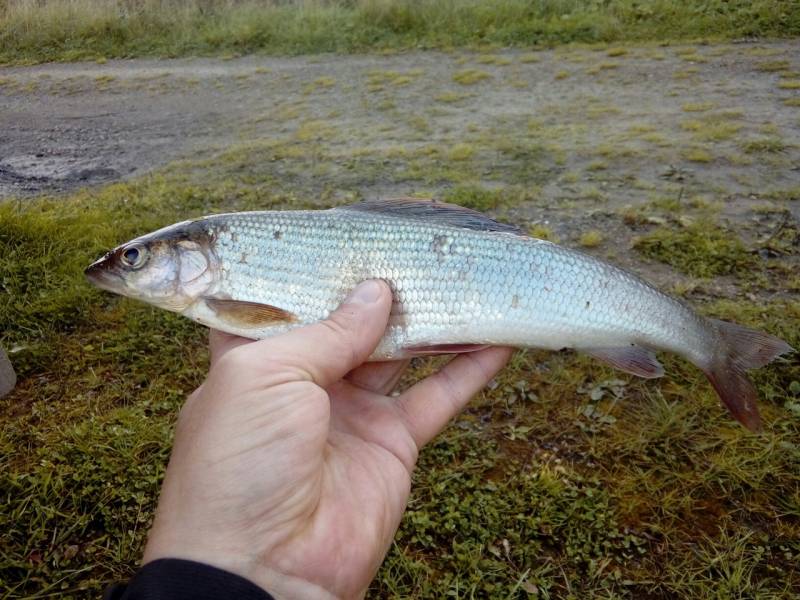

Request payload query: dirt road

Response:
[1,42,798,198]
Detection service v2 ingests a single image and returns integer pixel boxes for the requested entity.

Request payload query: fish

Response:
[85,198,793,431]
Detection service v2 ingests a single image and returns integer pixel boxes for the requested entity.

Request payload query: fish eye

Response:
[120,244,147,269]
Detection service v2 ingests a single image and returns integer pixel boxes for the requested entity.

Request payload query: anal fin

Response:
[205,298,297,328]
[584,345,664,379]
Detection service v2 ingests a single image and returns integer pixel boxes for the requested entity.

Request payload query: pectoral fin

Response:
[205,298,297,328]
[584,345,664,379]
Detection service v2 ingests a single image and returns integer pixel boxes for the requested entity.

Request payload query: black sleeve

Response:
[103,558,276,600]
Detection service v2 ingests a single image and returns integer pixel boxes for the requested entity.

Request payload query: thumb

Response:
[251,279,393,388]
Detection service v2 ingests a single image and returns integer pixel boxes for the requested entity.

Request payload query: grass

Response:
[681,119,742,141]
[452,69,491,85]
[2,169,799,598]
[684,147,714,162]
[633,224,755,278]
[741,137,788,153]
[579,230,604,247]
[757,59,791,71]
[435,91,470,103]
[1,0,800,65]
[475,54,512,66]
[3,33,800,597]
[682,102,715,112]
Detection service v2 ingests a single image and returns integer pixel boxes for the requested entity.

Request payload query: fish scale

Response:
[85,198,793,431]
[199,209,703,362]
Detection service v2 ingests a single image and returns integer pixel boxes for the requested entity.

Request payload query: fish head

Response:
[85,220,216,312]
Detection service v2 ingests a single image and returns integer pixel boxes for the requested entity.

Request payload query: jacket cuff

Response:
[104,558,275,600]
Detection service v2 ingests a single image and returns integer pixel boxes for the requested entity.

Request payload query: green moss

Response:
[633,224,755,278]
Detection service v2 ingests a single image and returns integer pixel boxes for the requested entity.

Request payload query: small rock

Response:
[0,345,16,398]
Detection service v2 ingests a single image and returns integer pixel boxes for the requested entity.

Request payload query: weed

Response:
[304,75,336,93]
[475,54,511,66]
[684,147,713,162]
[585,61,618,75]
[741,137,787,153]
[606,46,628,57]
[681,119,742,141]
[434,91,468,103]
[441,184,503,212]
[447,144,475,161]
[554,70,570,80]
[778,80,800,89]
[757,60,791,72]
[367,69,421,89]
[588,160,608,171]
[633,224,755,277]
[452,69,491,85]
[579,230,604,247]
[295,119,336,141]
[682,102,714,112]
[673,67,700,79]
[528,224,558,242]
[679,52,707,63]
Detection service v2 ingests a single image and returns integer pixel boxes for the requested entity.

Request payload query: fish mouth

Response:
[84,255,124,293]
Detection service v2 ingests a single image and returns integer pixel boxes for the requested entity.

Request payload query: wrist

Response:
[143,543,341,600]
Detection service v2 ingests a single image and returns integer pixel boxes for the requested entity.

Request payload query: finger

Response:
[397,347,513,448]
[208,329,253,367]
[239,280,393,388]
[346,359,411,395]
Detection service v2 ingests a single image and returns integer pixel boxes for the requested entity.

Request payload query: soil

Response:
[0,42,796,195]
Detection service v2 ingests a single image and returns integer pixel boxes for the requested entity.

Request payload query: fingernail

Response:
[346,280,383,304]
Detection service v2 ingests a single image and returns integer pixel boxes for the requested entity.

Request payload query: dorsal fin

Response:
[335,198,525,235]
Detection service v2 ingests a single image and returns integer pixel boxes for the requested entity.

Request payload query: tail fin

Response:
[702,319,794,432]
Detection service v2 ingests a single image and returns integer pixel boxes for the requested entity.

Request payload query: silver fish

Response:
[86,199,793,430]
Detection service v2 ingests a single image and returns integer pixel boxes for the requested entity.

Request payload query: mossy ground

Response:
[2,40,800,599]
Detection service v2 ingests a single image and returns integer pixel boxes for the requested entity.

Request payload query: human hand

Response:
[142,280,513,599]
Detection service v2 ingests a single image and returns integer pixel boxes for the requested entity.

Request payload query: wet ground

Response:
[0,43,797,196]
